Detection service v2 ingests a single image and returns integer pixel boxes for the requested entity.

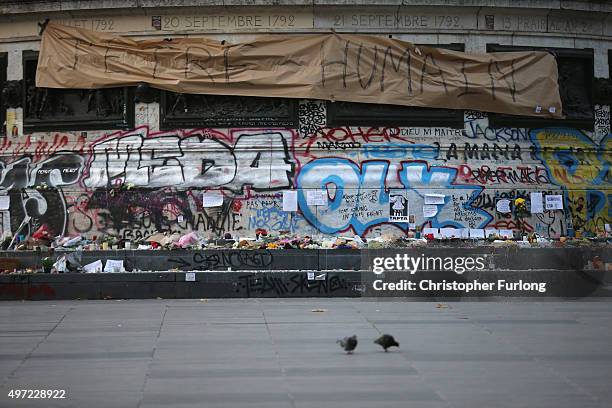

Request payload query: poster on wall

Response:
[5,108,23,137]
[389,190,409,223]
[424,194,445,205]
[408,215,416,230]
[0,196,9,211]
[530,192,544,214]
[282,190,298,212]
[202,192,224,207]
[0,212,10,237]
[306,190,326,206]
[496,199,511,213]
[422,204,438,218]
[545,195,564,210]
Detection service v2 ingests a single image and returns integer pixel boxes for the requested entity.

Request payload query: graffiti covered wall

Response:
[0,104,610,240]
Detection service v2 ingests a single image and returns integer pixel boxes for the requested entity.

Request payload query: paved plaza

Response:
[1,298,611,408]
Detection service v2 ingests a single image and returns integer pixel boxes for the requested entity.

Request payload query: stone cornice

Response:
[1,0,612,16]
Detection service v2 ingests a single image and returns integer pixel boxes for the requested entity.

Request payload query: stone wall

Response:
[0,1,609,240]
[0,109,608,240]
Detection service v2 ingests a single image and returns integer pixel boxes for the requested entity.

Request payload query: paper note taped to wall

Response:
[496,199,511,213]
[530,192,544,214]
[389,190,409,222]
[5,108,23,137]
[0,196,9,210]
[423,205,438,218]
[203,192,224,207]
[282,190,298,212]
[545,195,563,210]
[424,194,445,205]
[306,190,326,206]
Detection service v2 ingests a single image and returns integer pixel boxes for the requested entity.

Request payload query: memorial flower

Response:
[514,197,530,234]
[514,197,529,218]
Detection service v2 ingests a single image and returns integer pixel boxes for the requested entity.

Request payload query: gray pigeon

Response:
[337,335,358,354]
[374,334,399,352]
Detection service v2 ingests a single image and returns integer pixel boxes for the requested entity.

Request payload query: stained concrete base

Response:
[1,299,611,408]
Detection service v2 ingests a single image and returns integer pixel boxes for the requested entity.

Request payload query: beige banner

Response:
[36,23,563,118]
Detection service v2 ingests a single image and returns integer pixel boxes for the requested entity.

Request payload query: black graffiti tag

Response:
[168,250,274,270]
[235,273,348,297]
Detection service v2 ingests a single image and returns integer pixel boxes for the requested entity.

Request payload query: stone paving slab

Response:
[0,298,611,408]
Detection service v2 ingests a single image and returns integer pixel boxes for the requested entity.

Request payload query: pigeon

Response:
[337,335,358,354]
[374,334,399,352]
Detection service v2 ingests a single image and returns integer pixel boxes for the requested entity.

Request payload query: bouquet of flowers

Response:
[514,198,530,218]
[514,197,530,234]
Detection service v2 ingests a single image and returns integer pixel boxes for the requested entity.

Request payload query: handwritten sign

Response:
[469,229,485,239]
[282,190,298,212]
[496,199,511,213]
[0,195,9,211]
[530,192,544,214]
[545,195,564,210]
[422,204,438,218]
[104,259,124,273]
[485,229,499,238]
[306,190,326,206]
[37,23,563,118]
[424,194,445,205]
[203,192,223,208]
[84,260,103,273]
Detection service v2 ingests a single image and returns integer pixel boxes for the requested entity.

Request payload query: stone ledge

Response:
[1,269,610,300]
[1,0,610,16]
[0,247,609,300]
[0,246,609,273]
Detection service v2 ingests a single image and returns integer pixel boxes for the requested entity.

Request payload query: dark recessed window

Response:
[160,92,298,129]
[326,44,465,130]
[0,53,7,136]
[22,51,134,132]
[487,44,594,130]
[593,50,612,105]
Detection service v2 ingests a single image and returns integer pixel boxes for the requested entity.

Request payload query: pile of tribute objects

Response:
[1,224,611,253]
[0,224,610,274]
